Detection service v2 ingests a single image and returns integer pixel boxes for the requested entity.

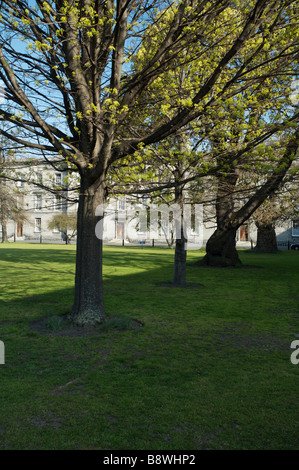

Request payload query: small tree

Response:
[48,213,77,244]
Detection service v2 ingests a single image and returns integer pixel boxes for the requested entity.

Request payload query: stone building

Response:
[0,158,77,243]
[1,158,298,249]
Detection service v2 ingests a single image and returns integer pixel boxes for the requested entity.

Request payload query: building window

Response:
[292,220,299,237]
[54,195,62,211]
[55,173,62,186]
[16,175,24,188]
[34,194,42,211]
[36,172,43,184]
[118,198,126,211]
[35,218,41,233]
[53,225,60,233]
[138,195,147,209]
[17,195,24,209]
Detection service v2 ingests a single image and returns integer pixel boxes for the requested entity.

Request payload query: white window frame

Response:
[118,198,126,211]
[34,194,42,211]
[16,177,24,188]
[17,195,24,209]
[292,220,299,237]
[55,173,62,186]
[36,172,43,184]
[34,218,41,233]
[54,195,62,211]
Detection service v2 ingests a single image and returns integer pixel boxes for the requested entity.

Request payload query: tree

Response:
[253,196,279,252]
[109,0,299,277]
[252,174,299,252]
[0,0,298,324]
[48,212,77,244]
[110,128,209,286]
[200,128,299,265]
[196,79,299,266]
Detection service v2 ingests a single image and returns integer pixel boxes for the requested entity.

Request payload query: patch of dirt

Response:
[189,263,263,269]
[214,324,289,352]
[0,321,14,327]
[29,315,143,337]
[30,415,62,430]
[156,281,204,288]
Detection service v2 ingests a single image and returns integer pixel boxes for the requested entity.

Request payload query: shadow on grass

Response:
[0,245,173,268]
[0,245,77,265]
[155,281,205,288]
[0,247,207,337]
[2,245,291,339]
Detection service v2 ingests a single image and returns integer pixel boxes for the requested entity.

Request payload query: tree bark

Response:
[203,226,240,266]
[64,232,70,245]
[173,222,187,286]
[200,170,241,266]
[1,217,7,243]
[254,222,278,252]
[172,162,187,286]
[70,178,107,326]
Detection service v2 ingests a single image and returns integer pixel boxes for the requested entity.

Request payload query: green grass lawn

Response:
[0,243,298,450]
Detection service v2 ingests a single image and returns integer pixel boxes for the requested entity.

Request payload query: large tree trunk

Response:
[200,170,241,267]
[1,217,7,243]
[70,178,107,326]
[254,222,278,253]
[203,226,240,267]
[173,223,187,286]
